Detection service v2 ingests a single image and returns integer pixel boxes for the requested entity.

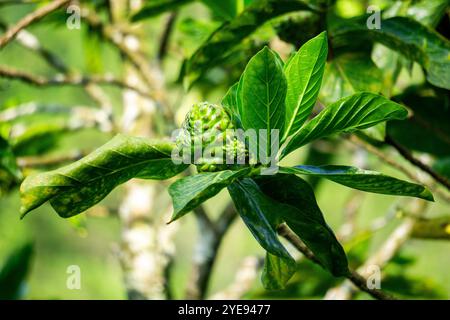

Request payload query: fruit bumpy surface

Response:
[176,102,247,172]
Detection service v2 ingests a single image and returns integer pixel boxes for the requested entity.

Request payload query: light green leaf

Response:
[183,0,316,86]
[240,46,287,157]
[282,92,407,156]
[279,165,434,201]
[262,252,297,290]
[168,168,250,222]
[283,31,328,141]
[257,174,349,277]
[20,134,188,218]
[200,0,239,20]
[221,82,240,117]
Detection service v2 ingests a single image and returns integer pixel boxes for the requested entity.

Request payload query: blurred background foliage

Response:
[0,0,449,299]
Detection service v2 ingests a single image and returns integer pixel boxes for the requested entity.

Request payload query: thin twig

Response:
[350,135,450,203]
[277,223,397,300]
[0,0,71,49]
[0,65,153,99]
[158,12,178,61]
[324,199,428,300]
[385,135,450,190]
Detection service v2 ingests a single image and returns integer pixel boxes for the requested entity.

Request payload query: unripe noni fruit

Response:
[176,102,248,172]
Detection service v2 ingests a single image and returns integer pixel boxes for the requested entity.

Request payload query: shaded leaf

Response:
[131,0,193,22]
[168,168,250,222]
[332,17,450,90]
[20,134,188,218]
[183,0,316,86]
[282,92,407,156]
[283,31,328,140]
[228,178,295,268]
[0,243,33,300]
[279,165,434,201]
[257,174,349,276]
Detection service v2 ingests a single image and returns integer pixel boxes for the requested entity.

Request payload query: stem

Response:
[0,0,70,49]
[385,135,450,191]
[277,223,397,300]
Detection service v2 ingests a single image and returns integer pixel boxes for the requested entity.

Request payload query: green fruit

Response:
[176,102,248,172]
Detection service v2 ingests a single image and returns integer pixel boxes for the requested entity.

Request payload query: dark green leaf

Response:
[320,53,382,105]
[131,0,193,22]
[168,168,250,222]
[228,178,294,260]
[333,17,450,90]
[0,243,33,300]
[279,165,434,201]
[240,46,287,157]
[0,136,21,180]
[20,134,188,218]
[221,82,240,117]
[257,174,349,276]
[183,0,316,86]
[283,31,328,141]
[282,92,407,157]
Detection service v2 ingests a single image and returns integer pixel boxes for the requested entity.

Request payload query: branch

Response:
[17,150,85,168]
[277,223,397,300]
[385,135,450,191]
[350,135,450,203]
[185,202,238,299]
[0,0,71,49]
[0,65,153,99]
[324,199,429,300]
[158,12,178,61]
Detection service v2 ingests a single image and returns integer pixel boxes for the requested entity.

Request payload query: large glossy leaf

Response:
[168,168,250,222]
[20,134,188,218]
[279,165,434,201]
[283,31,328,141]
[131,0,193,22]
[183,0,316,86]
[228,178,296,288]
[332,17,450,90]
[0,243,33,300]
[240,46,287,157]
[257,174,349,276]
[282,92,407,157]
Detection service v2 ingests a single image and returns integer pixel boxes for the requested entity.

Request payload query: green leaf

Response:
[183,0,316,86]
[221,82,240,117]
[333,17,450,90]
[279,165,434,201]
[227,178,295,261]
[168,168,250,222]
[262,252,297,290]
[0,243,33,300]
[320,53,383,105]
[131,0,193,22]
[200,0,239,20]
[19,134,188,219]
[406,0,449,27]
[282,92,407,157]
[240,46,287,158]
[283,31,328,141]
[0,136,21,180]
[257,174,349,276]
